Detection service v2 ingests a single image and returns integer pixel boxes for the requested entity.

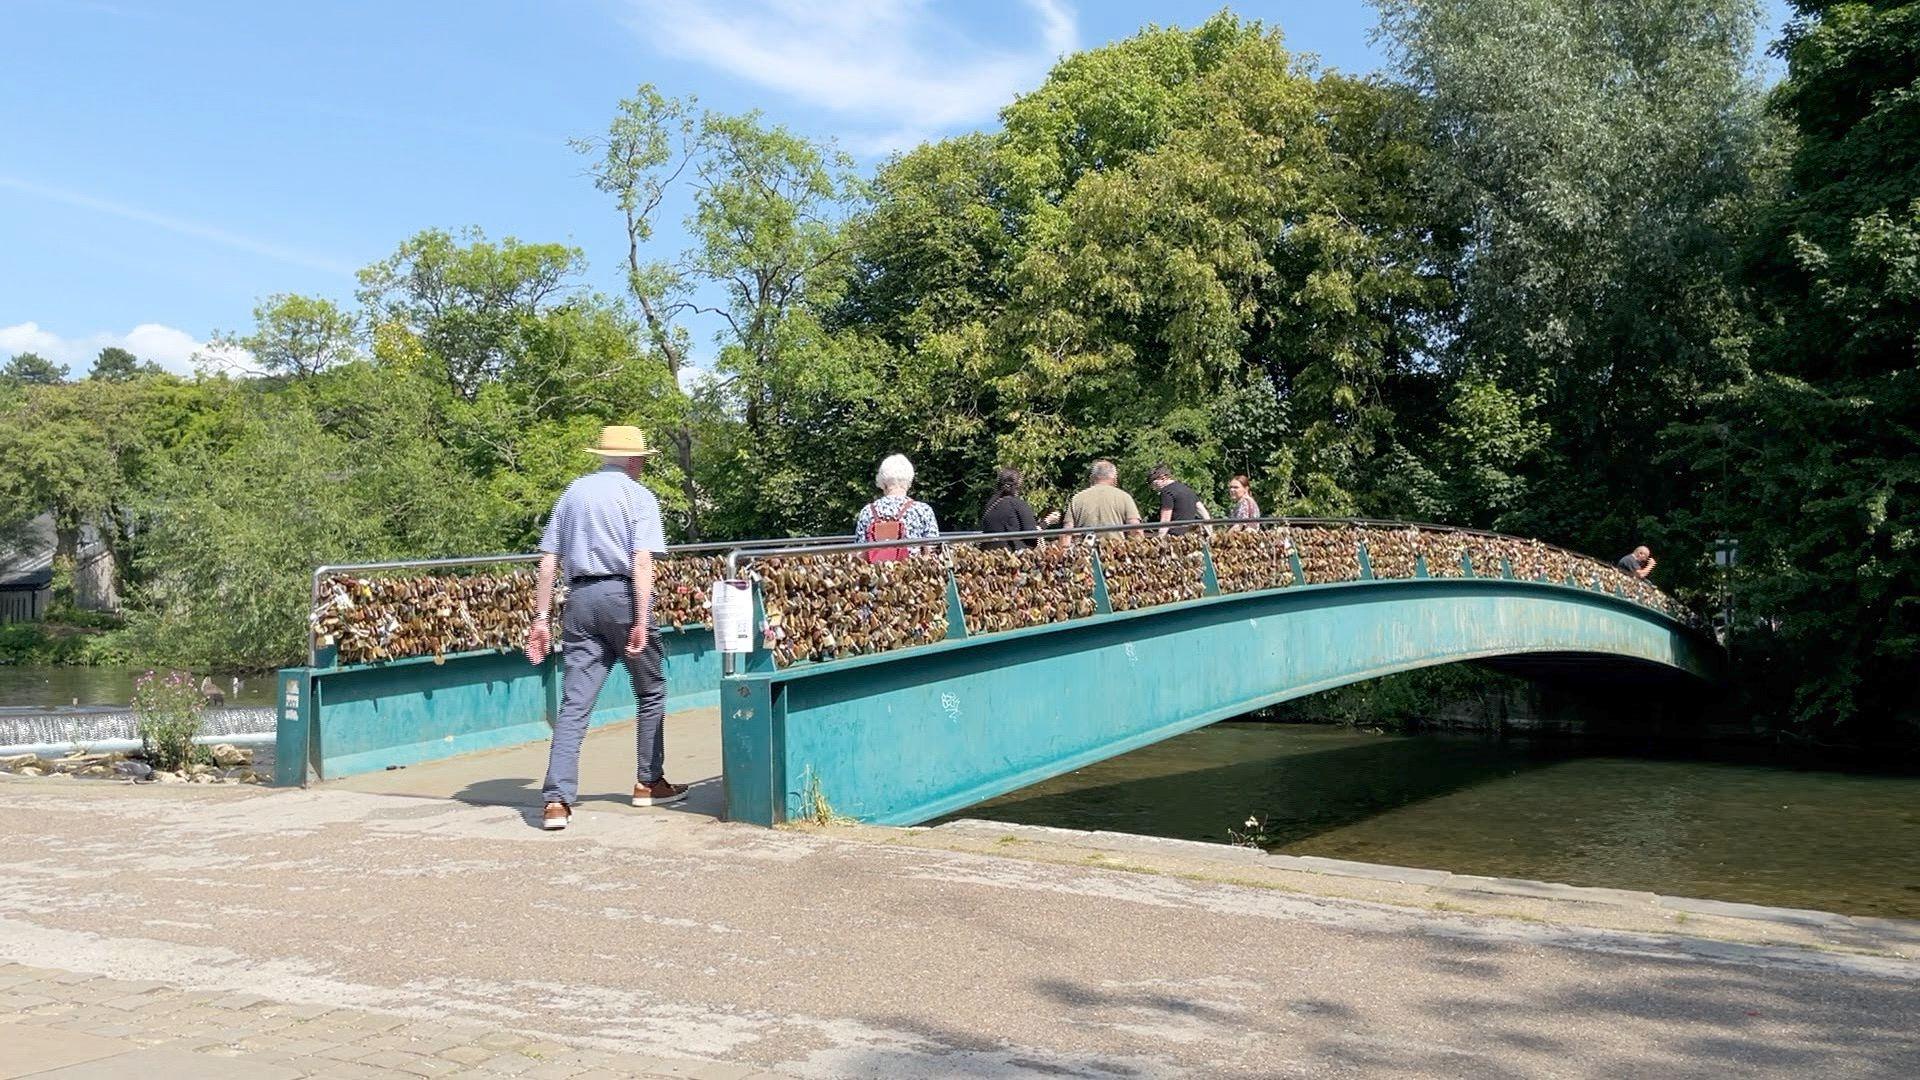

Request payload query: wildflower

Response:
[1245,816,1259,828]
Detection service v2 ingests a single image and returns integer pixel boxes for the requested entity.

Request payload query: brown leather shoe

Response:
[542,801,572,830]
[631,780,688,807]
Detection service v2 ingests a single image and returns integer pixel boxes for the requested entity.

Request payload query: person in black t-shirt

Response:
[1148,463,1211,535]
[979,466,1040,549]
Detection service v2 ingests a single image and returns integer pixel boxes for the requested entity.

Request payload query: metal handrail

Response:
[305,531,991,664]
[720,515,1636,576]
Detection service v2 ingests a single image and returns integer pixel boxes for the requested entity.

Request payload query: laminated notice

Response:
[711,580,754,654]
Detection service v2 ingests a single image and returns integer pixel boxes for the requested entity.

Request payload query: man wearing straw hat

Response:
[525,425,687,830]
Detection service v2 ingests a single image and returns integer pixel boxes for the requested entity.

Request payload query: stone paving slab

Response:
[0,970,794,1080]
[0,1025,130,1079]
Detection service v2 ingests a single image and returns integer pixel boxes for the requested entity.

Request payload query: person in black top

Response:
[1148,463,1210,535]
[979,466,1040,549]
[1617,545,1656,579]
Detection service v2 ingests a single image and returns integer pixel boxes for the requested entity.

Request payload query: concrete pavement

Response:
[1,718,1917,1078]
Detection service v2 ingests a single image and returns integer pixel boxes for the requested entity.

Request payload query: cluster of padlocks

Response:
[1293,525,1364,584]
[757,553,950,667]
[952,543,1098,634]
[1098,533,1209,611]
[311,571,542,665]
[654,553,726,629]
[310,523,1691,668]
[1208,529,1293,593]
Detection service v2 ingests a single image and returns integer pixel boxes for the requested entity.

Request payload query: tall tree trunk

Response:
[51,512,80,610]
[673,427,701,540]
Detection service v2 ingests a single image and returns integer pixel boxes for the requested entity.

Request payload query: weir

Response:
[275,520,1721,822]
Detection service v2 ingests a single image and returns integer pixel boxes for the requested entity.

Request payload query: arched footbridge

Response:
[278,520,1720,826]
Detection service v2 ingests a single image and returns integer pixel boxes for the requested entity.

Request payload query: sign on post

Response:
[711,580,754,654]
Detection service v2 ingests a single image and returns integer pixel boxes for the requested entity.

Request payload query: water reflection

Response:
[0,666,276,708]
[954,722,1920,920]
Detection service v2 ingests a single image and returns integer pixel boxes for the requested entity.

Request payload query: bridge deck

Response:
[332,705,725,821]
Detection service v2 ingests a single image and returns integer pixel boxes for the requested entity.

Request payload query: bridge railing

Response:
[295,519,1689,673]
[720,518,1698,672]
[302,533,976,668]
[281,532,948,784]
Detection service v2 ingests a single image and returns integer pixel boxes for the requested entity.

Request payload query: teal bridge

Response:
[275,520,1720,827]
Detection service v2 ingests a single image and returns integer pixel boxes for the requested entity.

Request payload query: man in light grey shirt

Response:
[525,426,684,829]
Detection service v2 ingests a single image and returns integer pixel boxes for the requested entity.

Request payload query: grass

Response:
[797,768,855,827]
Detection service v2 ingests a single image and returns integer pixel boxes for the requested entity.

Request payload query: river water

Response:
[955,722,1920,921]
[0,665,276,708]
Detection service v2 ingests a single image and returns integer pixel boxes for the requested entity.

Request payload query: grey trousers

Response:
[541,578,667,806]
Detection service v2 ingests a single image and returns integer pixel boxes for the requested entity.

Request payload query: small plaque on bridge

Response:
[712,580,754,654]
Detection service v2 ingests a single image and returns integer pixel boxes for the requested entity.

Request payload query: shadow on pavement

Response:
[451,774,725,829]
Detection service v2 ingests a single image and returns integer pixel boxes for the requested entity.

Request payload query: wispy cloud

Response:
[622,0,1076,153]
[0,175,354,276]
[0,321,250,377]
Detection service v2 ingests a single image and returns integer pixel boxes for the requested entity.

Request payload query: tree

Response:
[0,375,217,609]
[574,100,867,537]
[357,228,584,399]
[127,410,390,670]
[574,86,704,533]
[2,352,68,385]
[88,346,156,381]
[837,15,1448,520]
[212,294,360,378]
[1371,0,1773,564]
[1709,0,1920,743]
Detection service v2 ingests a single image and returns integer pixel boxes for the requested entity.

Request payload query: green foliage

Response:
[2,351,68,385]
[357,228,587,399]
[0,622,128,666]
[212,294,360,378]
[1706,0,1920,745]
[832,15,1449,522]
[131,669,207,771]
[1372,0,1773,564]
[88,347,158,381]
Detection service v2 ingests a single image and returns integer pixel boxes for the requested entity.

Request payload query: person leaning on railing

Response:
[1617,545,1657,579]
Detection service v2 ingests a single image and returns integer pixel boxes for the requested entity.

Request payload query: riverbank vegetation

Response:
[1,1,1913,751]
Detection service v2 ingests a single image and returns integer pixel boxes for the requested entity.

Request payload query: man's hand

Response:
[525,617,551,665]
[625,622,649,656]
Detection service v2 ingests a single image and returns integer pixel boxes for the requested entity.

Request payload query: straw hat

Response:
[583,425,660,458]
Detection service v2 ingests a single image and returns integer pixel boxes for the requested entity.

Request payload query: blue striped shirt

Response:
[539,466,667,581]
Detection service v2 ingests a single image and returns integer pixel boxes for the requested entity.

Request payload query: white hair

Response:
[875,453,915,491]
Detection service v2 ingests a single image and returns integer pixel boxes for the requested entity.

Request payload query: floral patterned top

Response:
[1231,494,1261,520]
[854,495,941,543]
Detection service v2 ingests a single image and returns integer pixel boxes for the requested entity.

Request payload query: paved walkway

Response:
[331,708,725,820]
[0,964,779,1078]
[2,717,1918,1078]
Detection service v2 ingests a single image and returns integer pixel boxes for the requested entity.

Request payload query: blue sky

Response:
[0,0,1794,377]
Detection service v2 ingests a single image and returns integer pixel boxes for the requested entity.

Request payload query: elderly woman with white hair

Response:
[853,453,940,563]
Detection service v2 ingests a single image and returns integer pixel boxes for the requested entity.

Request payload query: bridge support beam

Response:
[720,579,1719,827]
